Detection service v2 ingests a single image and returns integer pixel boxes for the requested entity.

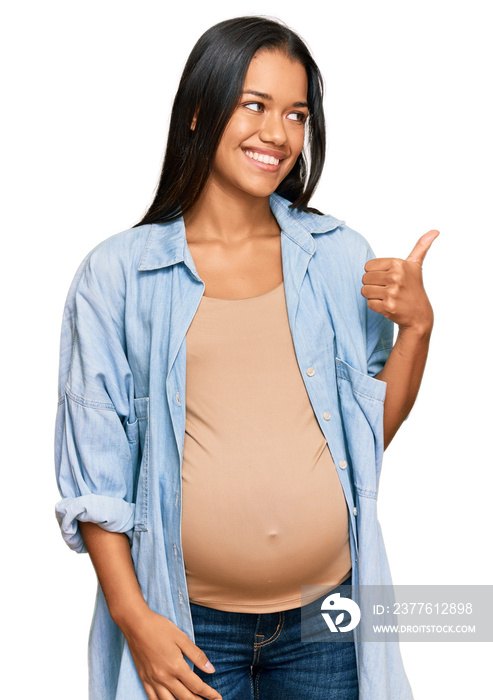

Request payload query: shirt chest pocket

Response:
[335,357,386,496]
[124,397,150,532]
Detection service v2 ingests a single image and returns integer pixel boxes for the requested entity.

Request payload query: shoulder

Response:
[69,224,152,296]
[81,224,152,277]
[324,223,375,264]
[295,208,374,265]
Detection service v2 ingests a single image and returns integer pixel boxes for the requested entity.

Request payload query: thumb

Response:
[406,229,440,267]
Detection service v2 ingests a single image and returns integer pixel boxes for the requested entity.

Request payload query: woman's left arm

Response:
[361,229,440,450]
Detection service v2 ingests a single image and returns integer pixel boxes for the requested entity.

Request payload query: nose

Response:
[258,111,287,146]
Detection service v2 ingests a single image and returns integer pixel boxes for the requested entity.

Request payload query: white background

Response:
[2,1,492,698]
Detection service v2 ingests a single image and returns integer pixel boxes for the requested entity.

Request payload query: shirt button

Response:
[176,391,181,406]
[306,367,315,376]
[354,506,358,516]
[323,411,331,420]
[339,460,347,470]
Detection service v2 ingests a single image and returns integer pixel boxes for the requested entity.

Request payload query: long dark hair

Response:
[132,16,326,227]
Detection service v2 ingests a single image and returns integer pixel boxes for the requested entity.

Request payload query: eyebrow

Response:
[242,90,309,109]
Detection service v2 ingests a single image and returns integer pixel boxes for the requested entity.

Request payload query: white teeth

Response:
[244,150,280,166]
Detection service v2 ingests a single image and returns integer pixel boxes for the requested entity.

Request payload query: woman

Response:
[54,16,437,700]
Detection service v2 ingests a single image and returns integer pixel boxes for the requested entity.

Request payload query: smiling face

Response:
[206,49,309,201]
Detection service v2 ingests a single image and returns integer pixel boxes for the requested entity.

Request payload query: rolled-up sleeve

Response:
[364,244,395,377]
[54,245,136,554]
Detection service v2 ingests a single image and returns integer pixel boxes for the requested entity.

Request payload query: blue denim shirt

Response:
[54,192,413,699]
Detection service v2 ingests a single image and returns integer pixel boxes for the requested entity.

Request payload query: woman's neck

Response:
[183,183,279,244]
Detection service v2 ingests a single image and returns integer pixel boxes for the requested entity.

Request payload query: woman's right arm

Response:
[55,248,221,700]
[78,522,148,624]
[79,522,222,700]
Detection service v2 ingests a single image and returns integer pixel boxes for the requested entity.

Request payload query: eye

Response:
[287,112,307,123]
[244,102,264,113]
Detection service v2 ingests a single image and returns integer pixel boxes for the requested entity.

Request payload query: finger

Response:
[142,679,172,700]
[167,654,222,700]
[158,675,219,700]
[406,229,440,266]
[364,258,394,272]
[361,284,386,300]
[182,666,223,699]
[366,299,385,314]
[178,634,216,675]
[361,271,390,286]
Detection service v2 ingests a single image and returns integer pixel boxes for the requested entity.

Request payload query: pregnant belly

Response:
[181,445,352,610]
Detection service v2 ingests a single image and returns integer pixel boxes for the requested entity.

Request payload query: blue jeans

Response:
[190,573,358,700]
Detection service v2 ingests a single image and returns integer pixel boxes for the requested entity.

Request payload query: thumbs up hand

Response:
[361,230,440,333]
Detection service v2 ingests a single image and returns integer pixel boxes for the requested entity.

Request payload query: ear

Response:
[190,108,199,131]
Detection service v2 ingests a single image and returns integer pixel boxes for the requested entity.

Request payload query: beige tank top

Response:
[181,281,351,613]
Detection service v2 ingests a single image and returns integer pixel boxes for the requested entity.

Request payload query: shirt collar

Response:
[137,192,344,272]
